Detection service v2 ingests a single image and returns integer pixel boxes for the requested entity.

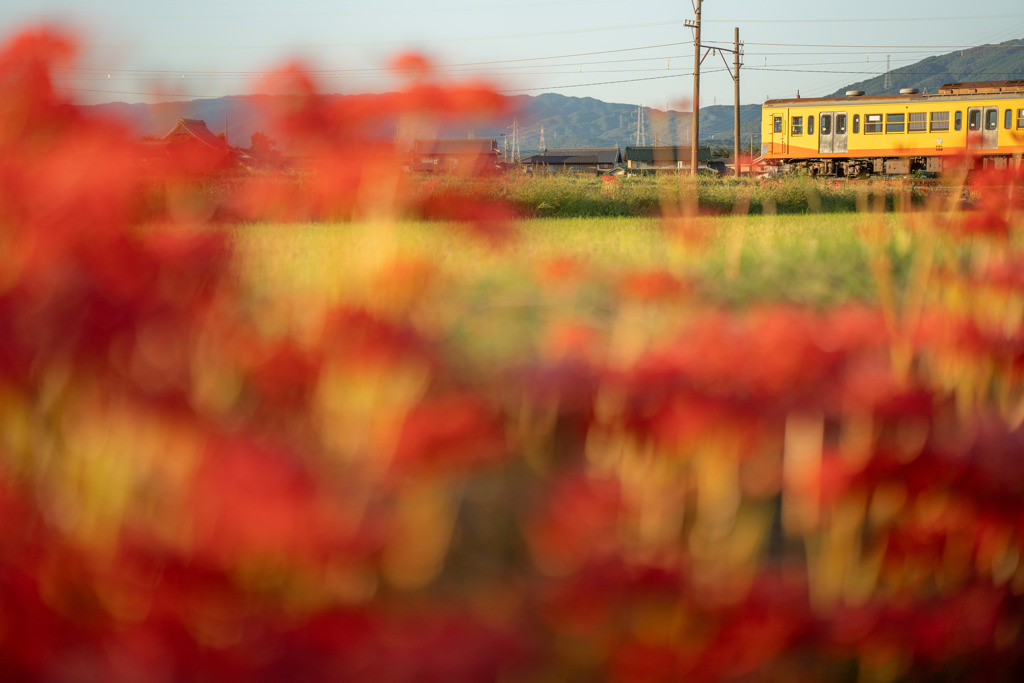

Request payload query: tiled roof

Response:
[624,146,711,163]
[413,139,498,155]
[525,154,600,165]
[537,147,621,164]
[163,118,231,152]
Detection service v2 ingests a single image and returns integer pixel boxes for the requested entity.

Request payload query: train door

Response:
[770,112,787,154]
[967,107,999,150]
[818,112,848,153]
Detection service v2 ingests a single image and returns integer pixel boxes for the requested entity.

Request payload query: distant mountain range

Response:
[85,38,1024,153]
[830,38,1024,96]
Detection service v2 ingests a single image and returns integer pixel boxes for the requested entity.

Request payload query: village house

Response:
[623,145,712,173]
[523,147,622,175]
[139,118,236,168]
[410,139,501,174]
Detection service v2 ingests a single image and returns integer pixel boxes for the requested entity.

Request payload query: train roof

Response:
[763,80,1024,107]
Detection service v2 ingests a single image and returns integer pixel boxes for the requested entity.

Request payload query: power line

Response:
[51,46,693,77]
[501,69,730,94]
[721,41,1024,49]
[0,0,620,18]
[704,14,1024,24]
[76,21,686,50]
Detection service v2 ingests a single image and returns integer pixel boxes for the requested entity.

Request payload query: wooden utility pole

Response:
[689,0,702,176]
[688,5,744,176]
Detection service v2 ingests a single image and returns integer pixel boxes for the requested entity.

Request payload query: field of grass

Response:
[232,212,903,309]
[230,212,913,378]
[413,173,938,218]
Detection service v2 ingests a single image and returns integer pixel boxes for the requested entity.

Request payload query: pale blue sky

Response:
[3,1,1024,109]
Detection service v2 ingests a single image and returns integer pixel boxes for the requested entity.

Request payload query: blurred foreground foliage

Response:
[1,28,1024,682]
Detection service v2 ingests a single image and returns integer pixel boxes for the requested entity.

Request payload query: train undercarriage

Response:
[775,153,1023,177]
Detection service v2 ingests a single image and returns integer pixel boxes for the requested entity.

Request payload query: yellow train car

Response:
[760,80,1024,176]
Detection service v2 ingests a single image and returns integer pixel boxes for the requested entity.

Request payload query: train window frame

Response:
[853,114,860,134]
[808,115,815,135]
[968,109,981,131]
[1005,109,1013,130]
[886,113,905,134]
[955,111,962,131]
[865,114,882,134]
[985,109,998,131]
[908,112,926,132]
[773,116,782,134]
[930,111,949,132]
[836,113,847,135]
[791,116,803,135]
[1018,109,1024,129]
[819,114,831,136]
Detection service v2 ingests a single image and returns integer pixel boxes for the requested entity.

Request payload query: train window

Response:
[808,116,814,135]
[1006,109,1013,130]
[791,116,803,135]
[968,109,981,131]
[820,115,831,135]
[886,113,905,133]
[853,114,860,134]
[955,111,962,131]
[865,114,882,133]
[836,114,847,135]
[908,112,927,132]
[985,109,998,131]
[773,116,782,134]
[930,111,949,132]
[1018,109,1024,129]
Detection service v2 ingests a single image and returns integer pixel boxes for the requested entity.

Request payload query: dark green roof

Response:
[537,147,621,164]
[624,146,711,163]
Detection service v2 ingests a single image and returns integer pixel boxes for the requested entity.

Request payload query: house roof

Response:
[524,154,600,165]
[536,147,621,164]
[413,139,499,155]
[624,146,711,163]
[162,118,231,152]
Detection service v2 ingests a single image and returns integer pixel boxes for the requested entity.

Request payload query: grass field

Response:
[230,212,914,377]
[232,212,905,310]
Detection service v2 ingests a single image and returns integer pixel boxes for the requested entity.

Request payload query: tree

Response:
[249,130,276,154]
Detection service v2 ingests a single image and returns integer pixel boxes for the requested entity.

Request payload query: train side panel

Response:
[760,92,1024,174]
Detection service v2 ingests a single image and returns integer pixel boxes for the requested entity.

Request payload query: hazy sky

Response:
[3,1,1024,110]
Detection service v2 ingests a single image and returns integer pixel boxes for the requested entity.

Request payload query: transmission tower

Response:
[883,55,892,90]
[539,124,546,153]
[635,105,646,146]
[510,118,521,163]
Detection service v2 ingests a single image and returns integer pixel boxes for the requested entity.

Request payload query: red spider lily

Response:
[960,210,1011,239]
[188,436,378,564]
[608,305,895,421]
[390,394,506,478]
[540,321,603,362]
[320,307,436,370]
[417,192,520,246]
[618,270,684,302]
[535,256,588,286]
[526,474,625,574]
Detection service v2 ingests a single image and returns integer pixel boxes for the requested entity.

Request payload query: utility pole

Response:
[686,11,744,178]
[686,0,702,176]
